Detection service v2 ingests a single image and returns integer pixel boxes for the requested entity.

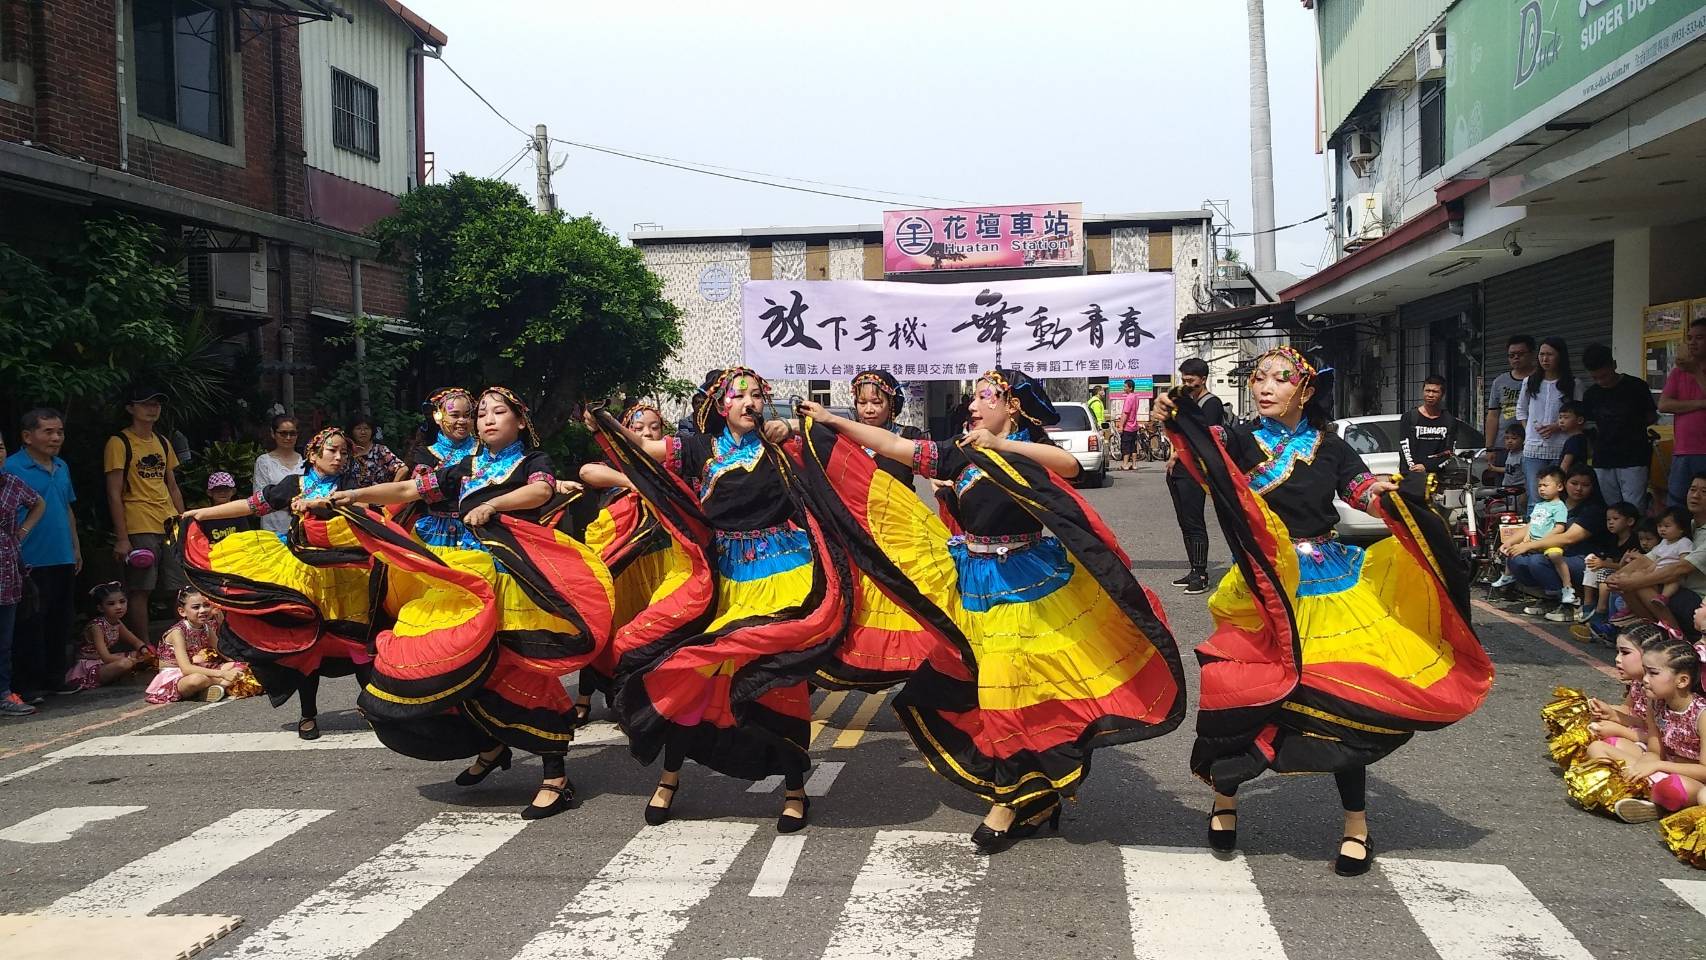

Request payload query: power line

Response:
[439,58,529,138]
[487,141,532,179]
[1232,211,1327,237]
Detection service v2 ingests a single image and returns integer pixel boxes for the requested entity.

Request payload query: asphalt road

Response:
[1,461,1703,960]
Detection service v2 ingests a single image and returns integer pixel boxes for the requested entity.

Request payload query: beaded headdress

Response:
[479,386,539,449]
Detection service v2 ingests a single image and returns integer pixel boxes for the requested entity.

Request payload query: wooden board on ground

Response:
[0,914,242,960]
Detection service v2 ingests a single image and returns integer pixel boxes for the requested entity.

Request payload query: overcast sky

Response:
[408,0,1329,277]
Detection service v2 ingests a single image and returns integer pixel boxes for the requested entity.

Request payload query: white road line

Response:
[804,761,845,796]
[1383,858,1595,960]
[821,829,988,960]
[1119,846,1287,960]
[225,812,528,960]
[0,757,63,787]
[748,834,807,898]
[126,700,226,736]
[48,731,382,758]
[747,775,783,794]
[0,805,147,844]
[1663,878,1706,919]
[510,820,757,960]
[46,808,333,916]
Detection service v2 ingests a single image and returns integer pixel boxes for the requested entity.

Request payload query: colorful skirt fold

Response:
[797,425,1185,806]
[582,492,692,694]
[340,507,614,757]
[1166,412,1494,795]
[180,516,376,708]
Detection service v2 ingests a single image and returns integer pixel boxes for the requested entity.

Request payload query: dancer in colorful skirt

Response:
[180,427,372,741]
[795,367,1185,853]
[1157,346,1494,877]
[590,367,852,834]
[808,369,938,692]
[330,387,613,820]
[405,388,478,548]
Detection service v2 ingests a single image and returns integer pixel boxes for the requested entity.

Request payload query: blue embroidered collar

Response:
[300,467,339,501]
[1249,417,1322,493]
[701,428,765,501]
[462,440,526,501]
[955,430,1029,494]
[429,433,476,465]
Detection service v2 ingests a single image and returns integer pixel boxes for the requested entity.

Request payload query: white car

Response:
[1332,414,1485,542]
[1044,402,1109,488]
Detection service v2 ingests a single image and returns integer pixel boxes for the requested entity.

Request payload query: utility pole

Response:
[534,124,555,214]
[1247,0,1277,272]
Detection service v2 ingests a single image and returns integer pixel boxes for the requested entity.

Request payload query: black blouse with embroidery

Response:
[415,442,558,524]
[912,439,1044,538]
[1217,418,1378,541]
[247,470,351,517]
[668,431,794,532]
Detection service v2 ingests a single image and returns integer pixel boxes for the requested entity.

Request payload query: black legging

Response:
[297,662,375,720]
[1223,767,1366,812]
[1167,466,1211,576]
[662,736,805,791]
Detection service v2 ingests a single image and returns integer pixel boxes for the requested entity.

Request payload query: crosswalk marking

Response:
[225,812,529,960]
[1120,846,1287,960]
[746,760,846,796]
[833,692,888,749]
[810,690,851,747]
[0,805,146,844]
[1663,879,1706,919]
[49,731,382,758]
[47,808,332,916]
[1382,858,1595,960]
[509,820,757,960]
[821,830,987,960]
[748,835,807,898]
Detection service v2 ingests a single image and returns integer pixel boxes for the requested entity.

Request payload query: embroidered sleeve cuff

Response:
[247,491,272,517]
[912,439,942,479]
[663,436,683,476]
[1345,472,1380,509]
[415,472,445,504]
[527,471,556,487]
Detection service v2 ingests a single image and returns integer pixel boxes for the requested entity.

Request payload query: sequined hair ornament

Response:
[480,386,540,449]
[427,387,474,426]
[624,399,663,430]
[696,366,771,435]
[851,369,903,418]
[305,427,346,462]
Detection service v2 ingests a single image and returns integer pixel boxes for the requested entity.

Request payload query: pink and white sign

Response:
[882,202,1084,274]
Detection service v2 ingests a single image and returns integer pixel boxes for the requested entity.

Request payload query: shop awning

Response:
[1177,300,1296,341]
[233,1,354,23]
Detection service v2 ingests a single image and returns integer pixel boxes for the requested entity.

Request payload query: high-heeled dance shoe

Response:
[521,778,575,820]
[777,793,811,834]
[1334,835,1374,877]
[644,780,679,826]
[454,746,513,787]
[970,800,1061,854]
[1208,805,1238,852]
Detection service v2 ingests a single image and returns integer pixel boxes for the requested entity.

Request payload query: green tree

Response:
[311,313,423,445]
[371,175,682,428]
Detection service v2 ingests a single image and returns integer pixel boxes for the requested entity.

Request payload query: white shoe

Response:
[1614,797,1661,823]
[1558,588,1578,606]
[1490,574,1516,588]
[1544,604,1574,623]
[1573,606,1592,624]
[1523,602,1547,616]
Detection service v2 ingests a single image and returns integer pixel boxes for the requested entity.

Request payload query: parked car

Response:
[763,402,854,431]
[1044,402,1108,488]
[1332,414,1485,542]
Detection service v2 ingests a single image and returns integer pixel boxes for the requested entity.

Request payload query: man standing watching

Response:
[1400,375,1459,474]
[1485,335,1537,453]
[1581,343,1658,509]
[1088,384,1108,433]
[4,409,81,700]
[1660,319,1706,508]
[1118,378,1144,470]
[1167,358,1226,594]
[104,387,185,644]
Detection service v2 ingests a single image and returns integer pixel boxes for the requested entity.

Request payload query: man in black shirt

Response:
[1399,375,1458,474]
[1581,342,1659,509]
[1167,357,1227,594]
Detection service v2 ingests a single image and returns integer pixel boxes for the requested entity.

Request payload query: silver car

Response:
[1044,402,1109,488]
[1333,415,1485,542]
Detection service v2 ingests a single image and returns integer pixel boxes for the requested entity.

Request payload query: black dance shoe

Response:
[1208,805,1238,852]
[971,799,1061,854]
[454,746,513,787]
[296,717,321,741]
[777,793,811,834]
[521,779,575,820]
[644,780,679,827]
[570,701,593,729]
[1334,835,1373,877]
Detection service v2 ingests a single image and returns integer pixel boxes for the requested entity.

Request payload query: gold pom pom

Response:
[1660,806,1706,869]
[1564,757,1647,814]
[1541,686,1591,738]
[1547,724,1591,767]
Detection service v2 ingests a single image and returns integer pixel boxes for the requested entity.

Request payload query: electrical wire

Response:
[494,147,532,183]
[1231,211,1327,237]
[439,58,530,138]
[487,142,532,179]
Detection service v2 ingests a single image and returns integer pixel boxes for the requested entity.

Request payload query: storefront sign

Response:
[742,273,1174,382]
[882,202,1084,274]
[1446,0,1706,170]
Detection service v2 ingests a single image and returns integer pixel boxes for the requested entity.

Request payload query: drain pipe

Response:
[280,323,296,413]
[113,0,129,171]
[352,258,370,416]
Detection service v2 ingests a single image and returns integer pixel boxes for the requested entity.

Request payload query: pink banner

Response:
[882,202,1084,274]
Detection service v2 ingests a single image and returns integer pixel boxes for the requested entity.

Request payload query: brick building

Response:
[0,0,443,417]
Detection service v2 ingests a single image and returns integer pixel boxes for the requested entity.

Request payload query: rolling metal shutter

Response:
[1482,243,1615,390]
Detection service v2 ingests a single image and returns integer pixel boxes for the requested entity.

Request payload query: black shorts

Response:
[1668,588,1704,640]
[1120,430,1141,456]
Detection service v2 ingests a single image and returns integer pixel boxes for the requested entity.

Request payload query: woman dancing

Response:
[181,427,372,740]
[330,387,613,819]
[796,367,1185,853]
[1157,346,1494,876]
[405,388,479,548]
[590,367,851,833]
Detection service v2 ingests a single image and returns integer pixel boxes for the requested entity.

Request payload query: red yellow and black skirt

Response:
[338,507,614,758]
[581,491,692,695]
[1166,412,1494,793]
[179,514,376,708]
[797,426,1186,808]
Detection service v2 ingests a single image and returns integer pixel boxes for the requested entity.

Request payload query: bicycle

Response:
[1134,423,1171,463]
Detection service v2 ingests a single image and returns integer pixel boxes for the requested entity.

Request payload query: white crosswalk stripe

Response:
[46,807,333,916]
[1120,845,1288,960]
[1382,857,1596,960]
[222,812,530,960]
[0,805,146,844]
[1664,878,1706,919]
[821,829,987,960]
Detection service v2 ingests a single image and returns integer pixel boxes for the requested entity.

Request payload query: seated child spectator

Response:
[1586,622,1668,744]
[64,582,152,690]
[1590,625,1706,823]
[145,586,256,704]
[1491,467,1573,605]
[198,472,254,545]
[1557,401,1592,473]
[1575,501,1642,640]
[1612,507,1696,632]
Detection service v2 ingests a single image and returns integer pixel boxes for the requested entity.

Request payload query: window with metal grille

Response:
[134,0,227,142]
[809,380,832,405]
[1419,79,1445,176]
[332,68,379,160]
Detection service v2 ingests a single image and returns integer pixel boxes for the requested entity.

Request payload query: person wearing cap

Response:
[103,386,186,644]
[198,472,254,545]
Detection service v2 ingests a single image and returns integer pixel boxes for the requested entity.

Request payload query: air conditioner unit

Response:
[1343,193,1385,250]
[182,227,267,314]
[1345,130,1380,178]
[1414,32,1446,80]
